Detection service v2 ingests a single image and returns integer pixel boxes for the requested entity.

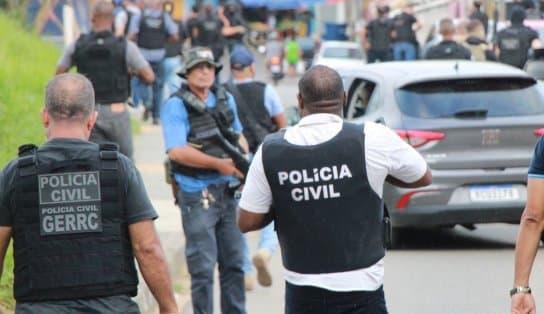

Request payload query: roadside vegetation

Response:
[0,12,61,309]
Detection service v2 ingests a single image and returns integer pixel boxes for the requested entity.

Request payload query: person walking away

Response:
[469,1,488,36]
[463,19,496,61]
[511,133,544,314]
[0,73,178,313]
[223,46,287,291]
[161,46,247,314]
[128,0,178,125]
[496,6,541,69]
[392,3,421,60]
[56,0,154,160]
[238,65,431,313]
[163,5,188,98]
[425,18,471,60]
[365,5,394,63]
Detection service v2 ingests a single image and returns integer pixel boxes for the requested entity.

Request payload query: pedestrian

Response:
[284,29,301,77]
[161,46,247,314]
[424,18,471,60]
[220,1,246,53]
[56,0,154,160]
[162,6,188,98]
[0,73,178,313]
[113,0,141,37]
[128,0,179,125]
[391,3,421,60]
[185,4,201,48]
[463,19,496,61]
[365,5,394,63]
[224,46,287,291]
[496,5,541,69]
[238,65,432,314]
[194,5,226,68]
[510,134,544,314]
[469,0,488,36]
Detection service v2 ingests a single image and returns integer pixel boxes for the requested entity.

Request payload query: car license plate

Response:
[469,185,519,202]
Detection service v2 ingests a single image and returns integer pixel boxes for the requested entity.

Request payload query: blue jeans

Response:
[163,55,183,99]
[393,42,417,61]
[285,283,388,314]
[134,60,165,119]
[177,184,246,314]
[242,222,278,273]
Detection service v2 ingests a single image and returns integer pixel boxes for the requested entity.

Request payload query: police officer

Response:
[365,5,394,63]
[161,47,247,314]
[496,6,540,69]
[224,46,286,291]
[56,0,154,160]
[425,18,471,60]
[0,73,178,313]
[194,4,226,65]
[238,65,432,313]
[128,0,179,124]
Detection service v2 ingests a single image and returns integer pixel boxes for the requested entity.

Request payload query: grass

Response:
[0,12,61,309]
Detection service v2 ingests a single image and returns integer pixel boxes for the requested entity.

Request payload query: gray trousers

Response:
[90,103,133,160]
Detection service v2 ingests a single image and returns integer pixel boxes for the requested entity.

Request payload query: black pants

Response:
[285,282,388,314]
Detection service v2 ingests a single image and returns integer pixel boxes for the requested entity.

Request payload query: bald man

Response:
[56,0,154,160]
[238,65,431,313]
[0,73,177,313]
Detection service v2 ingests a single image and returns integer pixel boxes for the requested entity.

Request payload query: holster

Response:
[164,158,180,204]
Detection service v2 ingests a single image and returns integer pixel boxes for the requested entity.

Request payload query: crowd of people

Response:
[360,1,542,69]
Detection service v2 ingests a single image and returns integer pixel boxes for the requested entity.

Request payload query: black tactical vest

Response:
[425,41,470,60]
[73,31,130,104]
[262,122,385,274]
[137,13,167,49]
[224,81,276,153]
[170,87,236,177]
[12,144,138,302]
[498,26,527,68]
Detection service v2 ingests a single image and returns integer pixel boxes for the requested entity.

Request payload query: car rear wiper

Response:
[452,109,488,119]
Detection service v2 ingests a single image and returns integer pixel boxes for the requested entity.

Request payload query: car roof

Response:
[341,60,532,87]
[320,40,361,48]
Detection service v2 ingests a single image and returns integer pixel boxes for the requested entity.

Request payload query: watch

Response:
[510,286,532,297]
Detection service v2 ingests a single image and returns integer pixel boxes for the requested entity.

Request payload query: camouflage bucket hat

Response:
[178,46,223,78]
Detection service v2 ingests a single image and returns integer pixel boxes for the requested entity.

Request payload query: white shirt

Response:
[239,113,428,291]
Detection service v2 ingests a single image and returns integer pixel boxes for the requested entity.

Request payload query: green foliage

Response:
[0,12,61,167]
[0,12,60,309]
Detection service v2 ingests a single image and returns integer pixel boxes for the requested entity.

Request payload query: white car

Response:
[312,40,366,69]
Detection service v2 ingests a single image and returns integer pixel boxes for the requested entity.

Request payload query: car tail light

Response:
[395,189,440,210]
[396,130,445,148]
[534,128,544,137]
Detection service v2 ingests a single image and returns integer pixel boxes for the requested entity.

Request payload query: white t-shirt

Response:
[239,113,428,291]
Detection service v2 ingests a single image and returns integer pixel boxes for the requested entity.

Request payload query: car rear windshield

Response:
[396,78,544,118]
[323,47,363,59]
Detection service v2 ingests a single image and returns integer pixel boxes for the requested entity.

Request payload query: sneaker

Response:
[252,249,272,287]
[152,117,160,125]
[244,274,254,291]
